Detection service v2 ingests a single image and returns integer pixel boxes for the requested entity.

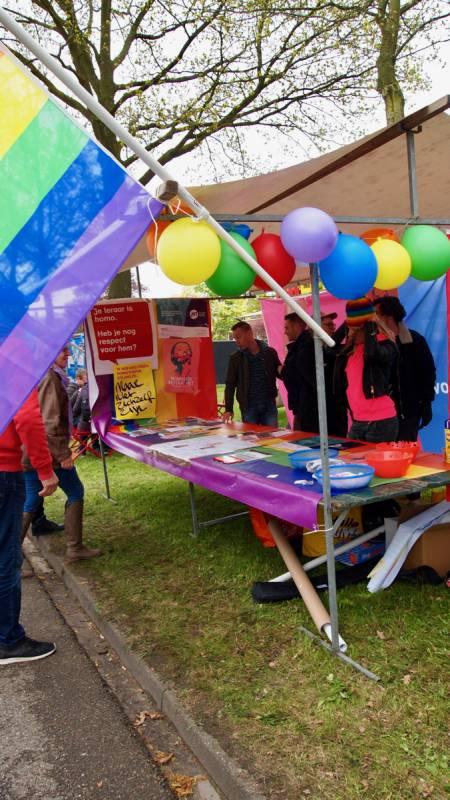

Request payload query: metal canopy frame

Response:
[203,123,450,678]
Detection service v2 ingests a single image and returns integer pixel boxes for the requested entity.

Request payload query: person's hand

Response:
[38,471,59,497]
[222,411,233,423]
[419,401,433,429]
[60,456,74,469]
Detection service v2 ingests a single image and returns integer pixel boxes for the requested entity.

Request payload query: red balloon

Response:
[251,232,296,290]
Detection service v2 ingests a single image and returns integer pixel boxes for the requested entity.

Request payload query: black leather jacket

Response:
[334,322,398,417]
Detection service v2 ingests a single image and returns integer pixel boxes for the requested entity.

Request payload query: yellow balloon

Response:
[156,217,221,285]
[372,239,411,290]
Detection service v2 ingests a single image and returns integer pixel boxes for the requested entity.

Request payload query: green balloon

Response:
[401,226,450,281]
[205,233,256,296]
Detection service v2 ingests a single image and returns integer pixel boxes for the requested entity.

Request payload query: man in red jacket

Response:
[0,389,59,665]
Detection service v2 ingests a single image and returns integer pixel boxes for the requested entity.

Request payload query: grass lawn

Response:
[44,452,449,800]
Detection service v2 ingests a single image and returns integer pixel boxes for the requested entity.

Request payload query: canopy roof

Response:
[190,97,450,230]
[123,97,450,272]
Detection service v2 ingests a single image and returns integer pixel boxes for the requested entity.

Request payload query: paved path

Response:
[0,574,173,800]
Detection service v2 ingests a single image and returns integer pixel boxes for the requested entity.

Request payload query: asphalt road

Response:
[0,574,173,800]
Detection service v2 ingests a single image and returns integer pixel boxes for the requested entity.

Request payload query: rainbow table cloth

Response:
[0,46,162,432]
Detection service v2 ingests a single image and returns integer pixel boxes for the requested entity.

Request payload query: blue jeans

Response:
[0,472,26,647]
[24,467,84,513]
[242,401,278,427]
[348,417,399,444]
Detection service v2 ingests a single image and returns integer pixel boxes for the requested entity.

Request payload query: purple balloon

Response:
[280,207,338,263]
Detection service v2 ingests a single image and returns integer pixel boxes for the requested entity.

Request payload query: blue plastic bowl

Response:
[313,463,374,491]
[288,448,339,470]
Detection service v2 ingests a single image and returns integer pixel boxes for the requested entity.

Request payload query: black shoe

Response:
[0,636,56,665]
[32,515,64,536]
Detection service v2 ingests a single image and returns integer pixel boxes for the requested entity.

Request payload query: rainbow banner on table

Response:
[0,46,163,433]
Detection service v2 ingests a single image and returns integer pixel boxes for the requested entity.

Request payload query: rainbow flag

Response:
[0,46,163,432]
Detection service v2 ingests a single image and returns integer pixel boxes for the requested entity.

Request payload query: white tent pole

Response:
[0,7,334,348]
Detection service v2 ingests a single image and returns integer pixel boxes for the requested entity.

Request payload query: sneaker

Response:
[0,636,56,665]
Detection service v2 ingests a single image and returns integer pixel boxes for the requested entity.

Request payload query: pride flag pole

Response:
[0,7,333,348]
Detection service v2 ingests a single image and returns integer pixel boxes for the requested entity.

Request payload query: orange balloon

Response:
[145,202,194,258]
[146,219,172,258]
[361,227,399,246]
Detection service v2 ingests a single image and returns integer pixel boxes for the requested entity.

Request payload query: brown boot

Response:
[21,512,35,578]
[64,500,102,563]
[21,512,35,545]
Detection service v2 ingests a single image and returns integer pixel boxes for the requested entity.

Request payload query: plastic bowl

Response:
[375,441,419,461]
[288,448,338,470]
[313,464,374,491]
[365,449,413,478]
[305,457,344,473]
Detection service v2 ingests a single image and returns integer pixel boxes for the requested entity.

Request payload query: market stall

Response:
[2,8,450,679]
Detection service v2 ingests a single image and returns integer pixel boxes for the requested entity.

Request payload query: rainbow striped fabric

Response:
[0,46,162,432]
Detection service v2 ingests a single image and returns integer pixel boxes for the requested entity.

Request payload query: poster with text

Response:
[157,298,209,339]
[88,300,158,374]
[113,362,156,420]
[154,298,217,420]
[162,338,200,394]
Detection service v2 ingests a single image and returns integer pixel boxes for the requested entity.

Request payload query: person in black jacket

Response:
[373,295,436,441]
[334,297,399,443]
[223,322,281,426]
[279,312,347,435]
[279,313,308,430]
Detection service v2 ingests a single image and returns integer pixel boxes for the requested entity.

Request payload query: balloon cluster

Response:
[279,208,450,299]
[147,206,450,300]
[148,214,296,296]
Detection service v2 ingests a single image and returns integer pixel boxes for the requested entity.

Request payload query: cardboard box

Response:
[403,523,450,577]
[385,501,450,578]
[303,505,363,558]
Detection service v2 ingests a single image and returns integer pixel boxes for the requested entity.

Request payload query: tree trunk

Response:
[107,269,132,299]
[376,0,405,125]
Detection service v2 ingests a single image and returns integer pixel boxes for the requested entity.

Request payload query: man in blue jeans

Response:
[223,321,281,426]
[0,390,59,665]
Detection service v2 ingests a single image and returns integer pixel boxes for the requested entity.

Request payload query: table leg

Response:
[188,482,200,538]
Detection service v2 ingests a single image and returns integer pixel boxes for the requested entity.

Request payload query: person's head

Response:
[345,297,376,332]
[373,295,406,325]
[231,321,254,350]
[284,312,306,342]
[75,369,87,386]
[321,311,337,337]
[54,345,70,370]
[345,297,395,343]
[171,340,193,373]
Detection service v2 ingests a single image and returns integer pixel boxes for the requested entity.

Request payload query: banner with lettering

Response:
[154,298,217,419]
[398,275,448,453]
[86,297,218,432]
[87,299,158,374]
[113,362,156,420]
